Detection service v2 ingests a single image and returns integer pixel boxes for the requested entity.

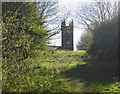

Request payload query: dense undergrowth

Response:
[2,50,119,93]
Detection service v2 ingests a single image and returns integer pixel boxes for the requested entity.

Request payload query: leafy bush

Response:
[87,16,118,61]
[2,9,32,92]
[87,16,118,80]
[2,2,48,92]
[76,30,93,51]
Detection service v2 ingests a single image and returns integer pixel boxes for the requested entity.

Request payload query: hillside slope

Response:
[3,50,119,92]
[29,50,119,93]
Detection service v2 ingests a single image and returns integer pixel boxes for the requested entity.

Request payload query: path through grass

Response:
[4,50,119,93]
[27,50,119,93]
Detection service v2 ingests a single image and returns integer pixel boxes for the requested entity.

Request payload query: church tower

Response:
[61,20,74,50]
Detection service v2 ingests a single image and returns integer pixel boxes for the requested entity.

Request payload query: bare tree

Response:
[76,0,118,32]
[45,10,71,40]
[36,1,71,40]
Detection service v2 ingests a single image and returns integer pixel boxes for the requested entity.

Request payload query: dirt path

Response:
[52,52,77,73]
[52,53,67,71]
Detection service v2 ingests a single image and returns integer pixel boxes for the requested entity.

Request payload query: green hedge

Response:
[87,16,118,61]
[2,2,48,92]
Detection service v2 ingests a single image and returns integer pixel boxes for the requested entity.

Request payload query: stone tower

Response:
[61,20,74,50]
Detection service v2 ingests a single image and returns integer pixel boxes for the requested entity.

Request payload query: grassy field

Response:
[22,49,119,93]
[3,49,119,93]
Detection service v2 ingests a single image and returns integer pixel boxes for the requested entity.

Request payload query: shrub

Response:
[87,16,118,61]
[2,2,48,92]
[76,30,93,51]
[87,16,118,80]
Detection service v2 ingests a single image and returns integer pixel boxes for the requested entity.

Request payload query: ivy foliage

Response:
[2,2,48,92]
